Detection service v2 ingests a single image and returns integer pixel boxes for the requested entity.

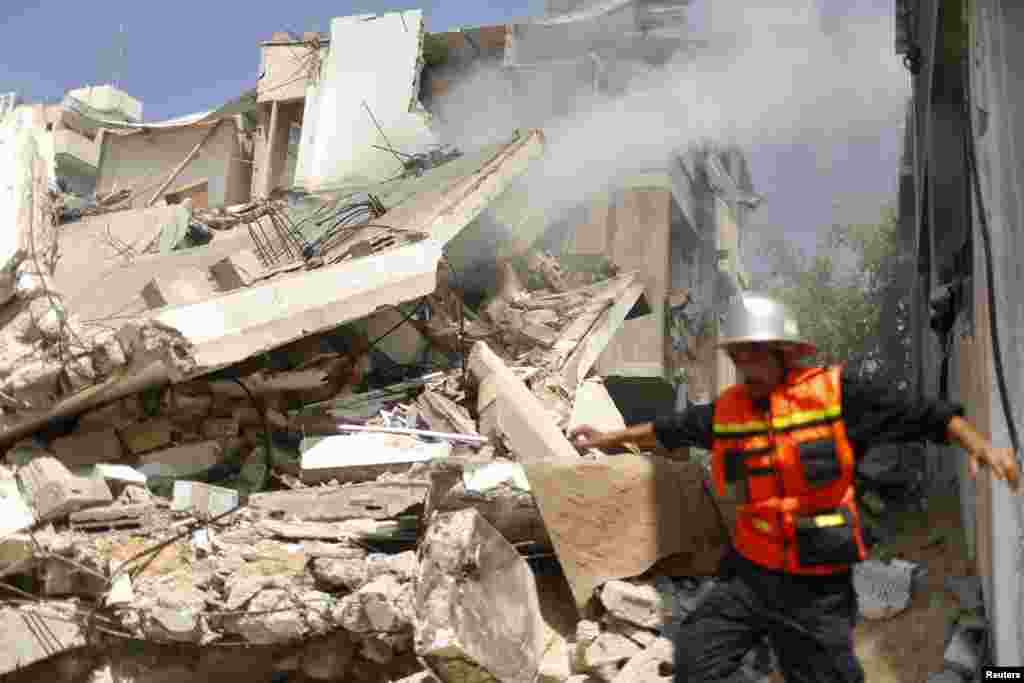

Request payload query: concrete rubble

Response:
[0,5,779,683]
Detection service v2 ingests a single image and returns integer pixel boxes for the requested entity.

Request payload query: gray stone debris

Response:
[311,556,369,591]
[582,631,642,670]
[853,559,921,620]
[335,573,413,633]
[599,580,673,630]
[944,575,983,611]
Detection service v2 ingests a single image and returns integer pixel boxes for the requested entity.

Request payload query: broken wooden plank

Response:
[249,481,429,521]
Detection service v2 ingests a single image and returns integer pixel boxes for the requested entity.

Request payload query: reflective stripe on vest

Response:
[711,365,867,575]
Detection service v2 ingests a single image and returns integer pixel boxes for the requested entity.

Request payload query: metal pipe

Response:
[334,423,488,444]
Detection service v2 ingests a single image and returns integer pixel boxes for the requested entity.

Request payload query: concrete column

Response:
[259,100,280,198]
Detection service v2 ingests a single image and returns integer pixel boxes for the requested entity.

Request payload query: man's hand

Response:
[967,445,1021,492]
[949,416,1021,492]
[569,425,605,451]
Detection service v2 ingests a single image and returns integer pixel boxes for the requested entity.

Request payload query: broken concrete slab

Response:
[469,341,579,462]
[414,508,547,683]
[0,604,88,675]
[523,455,734,609]
[567,379,626,434]
[259,518,402,541]
[249,481,429,521]
[171,480,239,519]
[17,456,113,521]
[300,433,451,485]
[51,428,125,467]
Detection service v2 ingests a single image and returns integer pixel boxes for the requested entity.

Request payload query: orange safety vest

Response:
[711,365,867,575]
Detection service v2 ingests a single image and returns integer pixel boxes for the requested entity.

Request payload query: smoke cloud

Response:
[431,0,909,260]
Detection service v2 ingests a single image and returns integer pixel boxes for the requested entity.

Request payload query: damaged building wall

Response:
[295,11,437,193]
[901,0,1024,665]
[95,117,252,210]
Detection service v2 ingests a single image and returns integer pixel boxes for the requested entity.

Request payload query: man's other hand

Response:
[968,445,1021,492]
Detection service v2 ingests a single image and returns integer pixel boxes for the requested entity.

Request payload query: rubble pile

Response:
[0,245,748,682]
[0,6,758,681]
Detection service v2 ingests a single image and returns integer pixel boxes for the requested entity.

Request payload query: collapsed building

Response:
[0,4,784,682]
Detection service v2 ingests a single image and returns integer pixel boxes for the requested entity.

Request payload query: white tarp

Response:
[294,11,437,192]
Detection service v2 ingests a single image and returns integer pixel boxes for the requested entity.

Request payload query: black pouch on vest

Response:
[724,449,748,501]
[795,507,860,566]
[798,438,842,486]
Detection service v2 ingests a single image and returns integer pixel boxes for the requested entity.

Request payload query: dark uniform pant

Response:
[673,551,865,683]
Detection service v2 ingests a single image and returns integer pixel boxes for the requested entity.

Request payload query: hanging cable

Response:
[962,60,1022,461]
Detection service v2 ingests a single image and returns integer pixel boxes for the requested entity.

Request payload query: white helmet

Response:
[717,293,816,359]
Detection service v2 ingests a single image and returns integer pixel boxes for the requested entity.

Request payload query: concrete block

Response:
[172,480,239,519]
[599,581,669,630]
[138,441,223,472]
[51,428,124,467]
[17,456,113,521]
[415,508,547,683]
[249,481,428,521]
[118,418,176,455]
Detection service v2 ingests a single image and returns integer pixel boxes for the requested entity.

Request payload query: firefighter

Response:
[569,293,1019,683]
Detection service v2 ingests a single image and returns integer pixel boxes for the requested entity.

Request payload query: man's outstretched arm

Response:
[569,423,661,451]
